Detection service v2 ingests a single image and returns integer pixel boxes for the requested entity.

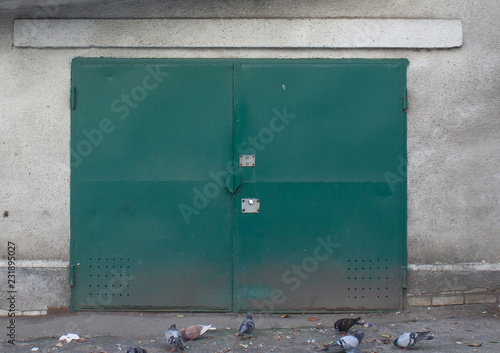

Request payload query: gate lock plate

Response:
[241,198,260,213]
[239,155,255,167]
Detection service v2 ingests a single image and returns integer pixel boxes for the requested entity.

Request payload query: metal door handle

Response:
[225,172,242,194]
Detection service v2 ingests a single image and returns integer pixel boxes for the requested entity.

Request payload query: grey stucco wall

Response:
[0,266,69,312]
[0,0,499,310]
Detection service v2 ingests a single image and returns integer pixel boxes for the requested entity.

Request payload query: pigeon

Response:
[315,330,364,351]
[393,331,434,349]
[165,324,184,352]
[180,324,216,341]
[126,347,147,353]
[238,312,255,337]
[334,317,363,332]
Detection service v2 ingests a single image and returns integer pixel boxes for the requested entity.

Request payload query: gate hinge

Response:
[70,263,78,287]
[402,88,408,111]
[71,87,77,110]
[401,265,407,289]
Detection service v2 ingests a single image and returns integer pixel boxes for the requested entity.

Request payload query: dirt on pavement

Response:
[2,304,499,353]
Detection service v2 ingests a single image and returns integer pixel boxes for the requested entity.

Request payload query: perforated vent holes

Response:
[346,258,391,300]
[87,257,132,301]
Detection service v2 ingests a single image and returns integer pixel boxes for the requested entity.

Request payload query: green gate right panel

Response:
[234,60,407,311]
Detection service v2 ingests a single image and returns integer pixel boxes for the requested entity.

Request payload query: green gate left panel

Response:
[71,60,233,310]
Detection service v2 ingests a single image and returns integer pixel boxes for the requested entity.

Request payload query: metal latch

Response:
[241,198,260,213]
[70,263,79,287]
[239,155,255,167]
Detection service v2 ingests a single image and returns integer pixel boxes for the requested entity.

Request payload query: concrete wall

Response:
[0,0,499,312]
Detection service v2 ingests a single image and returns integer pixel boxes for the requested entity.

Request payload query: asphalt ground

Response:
[2,304,499,353]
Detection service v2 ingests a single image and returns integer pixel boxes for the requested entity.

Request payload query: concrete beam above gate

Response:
[13,18,463,49]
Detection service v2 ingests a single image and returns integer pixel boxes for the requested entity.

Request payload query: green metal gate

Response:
[70,58,408,311]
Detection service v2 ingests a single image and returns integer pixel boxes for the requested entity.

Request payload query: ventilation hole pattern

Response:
[346,258,392,300]
[87,257,132,299]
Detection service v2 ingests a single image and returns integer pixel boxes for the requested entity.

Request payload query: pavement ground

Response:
[2,304,499,353]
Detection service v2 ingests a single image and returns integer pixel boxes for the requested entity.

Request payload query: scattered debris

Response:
[467,343,483,347]
[31,348,39,351]
[308,318,319,322]
[59,333,80,342]
[281,314,289,318]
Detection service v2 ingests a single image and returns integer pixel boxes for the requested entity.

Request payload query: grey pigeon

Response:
[165,324,184,351]
[393,331,434,349]
[126,347,147,353]
[238,312,255,337]
[315,330,364,351]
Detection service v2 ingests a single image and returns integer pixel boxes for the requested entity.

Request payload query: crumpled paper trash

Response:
[59,333,80,342]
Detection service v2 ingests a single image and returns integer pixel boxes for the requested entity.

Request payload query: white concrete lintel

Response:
[13,18,463,49]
